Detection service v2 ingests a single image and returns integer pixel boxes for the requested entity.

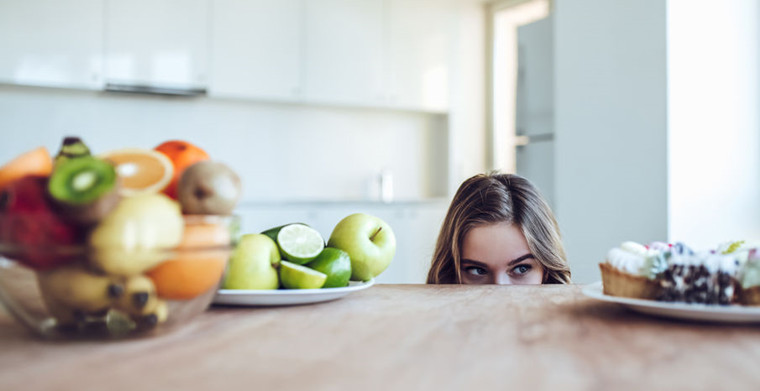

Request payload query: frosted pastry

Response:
[599,241,665,299]
[739,249,760,305]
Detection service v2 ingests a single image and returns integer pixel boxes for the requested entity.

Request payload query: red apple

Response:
[0,176,83,270]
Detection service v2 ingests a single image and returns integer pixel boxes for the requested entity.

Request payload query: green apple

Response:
[279,261,327,289]
[327,213,396,281]
[222,233,280,290]
[307,247,351,288]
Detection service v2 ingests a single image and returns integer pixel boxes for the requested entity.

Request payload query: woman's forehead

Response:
[461,223,531,265]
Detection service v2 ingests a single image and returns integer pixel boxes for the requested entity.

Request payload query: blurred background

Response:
[1,0,758,284]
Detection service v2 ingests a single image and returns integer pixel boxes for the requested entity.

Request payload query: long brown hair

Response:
[427,172,570,284]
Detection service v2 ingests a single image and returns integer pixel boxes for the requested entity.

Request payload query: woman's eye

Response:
[511,264,532,275]
[465,267,488,276]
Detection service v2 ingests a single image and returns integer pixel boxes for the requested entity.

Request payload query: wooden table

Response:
[1,284,759,390]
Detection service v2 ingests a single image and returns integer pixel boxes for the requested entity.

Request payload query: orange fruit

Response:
[0,147,53,191]
[99,148,173,196]
[146,220,232,300]
[154,140,210,199]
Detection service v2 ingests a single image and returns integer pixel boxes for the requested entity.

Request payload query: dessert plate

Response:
[582,282,760,323]
[213,279,374,306]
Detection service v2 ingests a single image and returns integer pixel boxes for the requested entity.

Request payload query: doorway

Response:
[488,0,554,206]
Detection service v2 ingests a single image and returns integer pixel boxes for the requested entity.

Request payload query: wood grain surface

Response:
[1,284,759,391]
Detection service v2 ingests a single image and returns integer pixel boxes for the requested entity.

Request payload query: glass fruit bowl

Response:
[0,214,238,340]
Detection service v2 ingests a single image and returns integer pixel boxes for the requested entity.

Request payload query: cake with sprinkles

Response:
[600,241,752,306]
[656,243,740,305]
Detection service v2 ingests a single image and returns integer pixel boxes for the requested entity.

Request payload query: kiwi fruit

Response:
[54,136,92,168]
[48,156,121,226]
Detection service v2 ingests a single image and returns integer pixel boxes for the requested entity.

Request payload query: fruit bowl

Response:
[0,214,238,340]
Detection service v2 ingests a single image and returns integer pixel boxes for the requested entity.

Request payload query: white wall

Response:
[448,0,488,193]
[0,85,445,203]
[667,0,760,249]
[554,0,669,283]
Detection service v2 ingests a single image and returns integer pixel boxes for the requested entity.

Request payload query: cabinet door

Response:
[105,0,208,88]
[0,0,104,89]
[209,0,301,100]
[303,0,384,105]
[388,0,452,111]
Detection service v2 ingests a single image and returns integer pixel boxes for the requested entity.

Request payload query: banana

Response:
[113,275,169,329]
[137,299,169,329]
[115,275,158,316]
[155,299,168,323]
[53,136,91,168]
[37,265,170,331]
[36,265,124,326]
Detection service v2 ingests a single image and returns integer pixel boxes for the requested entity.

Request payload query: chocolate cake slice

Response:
[657,244,740,305]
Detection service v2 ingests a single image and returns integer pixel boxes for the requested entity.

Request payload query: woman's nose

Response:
[493,273,512,285]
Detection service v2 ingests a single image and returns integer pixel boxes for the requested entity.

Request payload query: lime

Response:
[261,222,307,243]
[279,260,327,289]
[277,224,325,264]
[307,247,351,288]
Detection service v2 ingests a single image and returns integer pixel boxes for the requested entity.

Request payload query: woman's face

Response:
[460,222,545,285]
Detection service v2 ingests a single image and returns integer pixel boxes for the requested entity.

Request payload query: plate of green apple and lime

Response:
[213,215,394,307]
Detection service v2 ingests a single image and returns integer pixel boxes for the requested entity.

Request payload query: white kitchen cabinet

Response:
[388,0,452,112]
[0,0,104,89]
[210,0,453,110]
[105,0,208,89]
[209,0,302,100]
[302,0,385,105]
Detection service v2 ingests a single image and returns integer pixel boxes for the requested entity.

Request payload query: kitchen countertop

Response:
[1,284,759,390]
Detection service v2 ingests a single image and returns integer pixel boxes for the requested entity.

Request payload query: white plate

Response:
[582,281,760,324]
[213,279,374,307]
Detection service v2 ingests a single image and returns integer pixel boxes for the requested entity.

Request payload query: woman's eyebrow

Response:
[508,254,535,266]
[461,259,487,267]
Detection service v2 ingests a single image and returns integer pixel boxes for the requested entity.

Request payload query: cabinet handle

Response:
[514,133,554,147]
[104,83,207,97]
